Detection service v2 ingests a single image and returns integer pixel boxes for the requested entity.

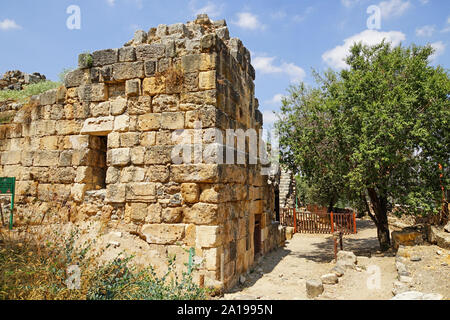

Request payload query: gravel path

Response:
[223,219,399,300]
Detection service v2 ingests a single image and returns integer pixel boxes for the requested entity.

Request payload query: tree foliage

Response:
[276,41,449,250]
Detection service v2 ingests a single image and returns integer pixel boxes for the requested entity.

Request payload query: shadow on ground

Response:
[226,247,292,294]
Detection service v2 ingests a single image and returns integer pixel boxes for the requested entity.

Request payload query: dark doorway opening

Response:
[275,189,280,222]
[254,214,261,258]
[90,135,108,190]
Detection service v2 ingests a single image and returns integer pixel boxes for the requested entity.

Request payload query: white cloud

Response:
[271,10,287,20]
[265,93,285,106]
[341,0,363,7]
[379,0,411,19]
[322,29,406,69]
[0,19,21,31]
[262,110,279,127]
[442,16,450,33]
[106,0,115,6]
[253,56,306,83]
[430,41,446,61]
[233,12,265,30]
[416,25,435,37]
[293,6,314,23]
[189,0,224,18]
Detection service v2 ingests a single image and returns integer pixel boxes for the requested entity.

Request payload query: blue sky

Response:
[0,0,449,129]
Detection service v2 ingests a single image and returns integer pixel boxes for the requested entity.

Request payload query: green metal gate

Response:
[0,177,16,230]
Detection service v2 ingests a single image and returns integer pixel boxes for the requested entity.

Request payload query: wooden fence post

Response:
[293,207,297,234]
[353,211,357,234]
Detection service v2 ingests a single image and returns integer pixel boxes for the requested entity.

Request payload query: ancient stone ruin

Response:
[0,14,284,289]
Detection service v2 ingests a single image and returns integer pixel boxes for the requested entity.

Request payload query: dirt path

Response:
[223,219,398,300]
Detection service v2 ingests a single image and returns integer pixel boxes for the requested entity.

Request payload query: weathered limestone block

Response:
[144,60,157,77]
[126,182,156,202]
[68,135,90,150]
[114,114,130,132]
[203,247,220,271]
[78,84,108,102]
[64,68,86,88]
[171,164,219,183]
[33,151,60,167]
[92,49,118,67]
[1,151,22,165]
[75,166,94,183]
[199,185,220,203]
[125,79,141,97]
[181,54,201,73]
[143,76,166,96]
[146,203,162,223]
[39,89,57,106]
[81,116,114,135]
[135,44,166,60]
[128,96,151,115]
[306,279,324,299]
[106,184,126,203]
[145,165,170,182]
[181,183,199,203]
[125,203,148,223]
[196,225,222,248]
[119,47,136,62]
[131,146,145,165]
[141,224,185,245]
[161,112,184,130]
[162,207,183,223]
[184,203,218,225]
[91,101,110,117]
[138,113,161,131]
[392,227,426,250]
[113,62,144,80]
[152,94,179,112]
[106,166,120,184]
[107,148,131,166]
[110,96,127,116]
[140,132,156,147]
[144,146,172,165]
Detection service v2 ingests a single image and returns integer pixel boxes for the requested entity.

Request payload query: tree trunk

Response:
[367,188,391,251]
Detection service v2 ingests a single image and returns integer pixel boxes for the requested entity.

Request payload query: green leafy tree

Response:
[277,42,449,250]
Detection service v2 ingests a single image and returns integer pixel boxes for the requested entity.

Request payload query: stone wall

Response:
[0,14,283,289]
[279,168,295,208]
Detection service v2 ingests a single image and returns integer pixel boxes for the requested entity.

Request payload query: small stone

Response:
[331,265,345,277]
[422,293,443,300]
[436,250,443,255]
[107,241,120,248]
[336,251,357,269]
[410,256,421,262]
[306,279,324,298]
[321,273,339,284]
[391,291,424,300]
[399,276,413,284]
[444,222,450,233]
[239,275,246,284]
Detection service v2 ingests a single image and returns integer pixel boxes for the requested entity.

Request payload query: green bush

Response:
[0,81,61,103]
[0,227,207,300]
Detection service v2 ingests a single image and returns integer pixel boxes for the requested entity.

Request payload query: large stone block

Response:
[78,84,108,102]
[161,112,185,130]
[106,184,126,203]
[141,224,185,245]
[126,182,157,202]
[64,69,86,88]
[144,146,172,165]
[196,225,222,248]
[92,49,118,67]
[135,44,166,60]
[39,89,57,106]
[125,79,141,97]
[143,76,166,96]
[199,70,216,90]
[81,116,114,135]
[114,114,130,132]
[107,148,131,166]
[113,62,144,80]
[181,183,199,203]
[33,151,60,167]
[170,164,220,183]
[184,203,218,225]
[119,47,136,62]
[128,96,152,115]
[138,113,161,131]
[126,203,148,223]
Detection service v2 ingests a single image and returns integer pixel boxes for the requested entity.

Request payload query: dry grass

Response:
[0,225,208,300]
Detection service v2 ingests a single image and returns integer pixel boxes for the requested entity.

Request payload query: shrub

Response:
[0,81,61,103]
[0,227,207,300]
